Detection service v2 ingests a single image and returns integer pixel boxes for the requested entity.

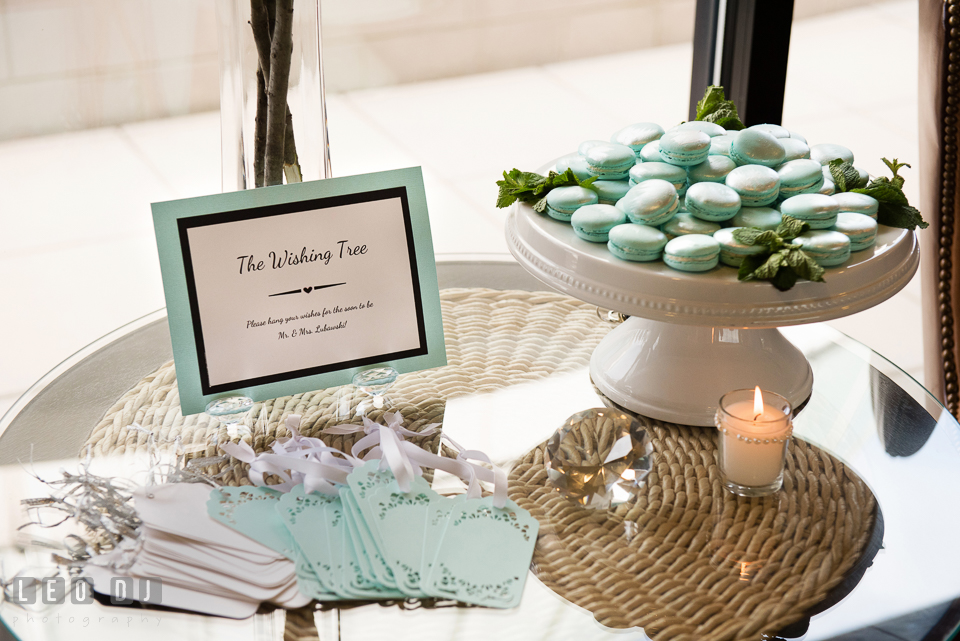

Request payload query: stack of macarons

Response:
[544,121,883,272]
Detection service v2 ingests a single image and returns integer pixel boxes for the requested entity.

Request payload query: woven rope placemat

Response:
[82,288,612,476]
[509,419,878,641]
[81,287,877,640]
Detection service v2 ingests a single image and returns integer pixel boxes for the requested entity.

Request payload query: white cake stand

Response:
[505,198,919,426]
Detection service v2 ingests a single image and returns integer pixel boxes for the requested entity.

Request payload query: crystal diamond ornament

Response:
[544,408,654,508]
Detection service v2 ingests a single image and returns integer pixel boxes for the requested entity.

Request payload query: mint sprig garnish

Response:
[827,158,865,193]
[496,168,597,213]
[850,158,928,230]
[732,216,825,291]
[694,85,745,131]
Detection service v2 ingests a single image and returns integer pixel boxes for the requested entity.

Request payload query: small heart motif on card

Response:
[303,287,313,294]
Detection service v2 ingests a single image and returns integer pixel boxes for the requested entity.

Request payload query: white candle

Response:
[716,387,792,491]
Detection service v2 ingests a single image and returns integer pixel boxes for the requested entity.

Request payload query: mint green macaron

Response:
[611,123,665,157]
[583,142,637,180]
[709,133,738,157]
[556,154,594,180]
[730,129,786,167]
[616,179,680,226]
[629,162,688,195]
[731,206,782,231]
[592,180,632,205]
[571,204,628,242]
[639,140,662,163]
[780,138,811,161]
[607,223,669,262]
[578,140,609,156]
[685,182,742,222]
[673,121,727,137]
[663,234,721,272]
[811,143,854,166]
[658,130,711,166]
[780,194,840,229]
[714,227,768,267]
[725,165,780,206]
[661,212,721,239]
[777,159,825,197]
[832,212,878,251]
[749,124,790,139]
[854,166,869,187]
[688,155,737,184]
[747,124,790,139]
[794,230,851,266]
[832,192,879,219]
[545,185,599,222]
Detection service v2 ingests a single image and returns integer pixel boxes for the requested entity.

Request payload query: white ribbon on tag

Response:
[220,414,357,496]
[221,413,507,508]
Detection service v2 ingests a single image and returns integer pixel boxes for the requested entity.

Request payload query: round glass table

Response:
[1,256,958,641]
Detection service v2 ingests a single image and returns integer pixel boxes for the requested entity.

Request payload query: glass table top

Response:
[0,257,957,641]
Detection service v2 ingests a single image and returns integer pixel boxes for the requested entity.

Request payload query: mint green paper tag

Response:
[340,488,397,588]
[207,486,298,559]
[275,485,343,597]
[328,488,406,599]
[367,475,439,596]
[420,493,467,583]
[293,549,338,602]
[207,485,338,600]
[421,497,538,608]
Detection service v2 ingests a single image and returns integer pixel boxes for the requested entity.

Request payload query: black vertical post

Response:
[689,0,722,121]
[689,0,795,126]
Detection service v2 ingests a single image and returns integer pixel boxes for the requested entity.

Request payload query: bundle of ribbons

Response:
[81,413,537,617]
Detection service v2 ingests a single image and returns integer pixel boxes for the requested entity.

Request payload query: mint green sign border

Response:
[152,167,446,416]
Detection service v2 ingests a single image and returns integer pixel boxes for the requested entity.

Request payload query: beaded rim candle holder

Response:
[715,388,793,497]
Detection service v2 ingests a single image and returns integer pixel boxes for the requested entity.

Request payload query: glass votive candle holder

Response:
[715,388,793,497]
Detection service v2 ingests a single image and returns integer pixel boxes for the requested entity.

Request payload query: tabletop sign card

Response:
[153,167,445,415]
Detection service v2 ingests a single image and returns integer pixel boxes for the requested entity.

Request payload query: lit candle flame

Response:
[753,386,764,419]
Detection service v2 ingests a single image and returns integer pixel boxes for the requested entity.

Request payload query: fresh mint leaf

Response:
[695,86,725,119]
[877,202,929,230]
[853,180,907,205]
[771,266,799,291]
[753,230,785,250]
[776,215,810,241]
[850,157,928,230]
[495,168,597,209]
[694,85,745,131]
[533,196,549,213]
[496,169,547,208]
[882,158,910,189]
[786,248,825,282]
[731,227,784,250]
[828,159,861,193]
[754,251,786,280]
[579,175,598,189]
[732,228,764,246]
[735,230,825,291]
[737,254,768,281]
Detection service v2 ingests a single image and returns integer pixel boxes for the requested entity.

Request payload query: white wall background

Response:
[0,0,884,141]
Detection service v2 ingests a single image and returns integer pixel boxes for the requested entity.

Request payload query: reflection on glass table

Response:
[0,256,958,641]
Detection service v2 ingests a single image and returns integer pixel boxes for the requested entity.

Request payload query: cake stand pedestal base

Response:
[590,317,813,426]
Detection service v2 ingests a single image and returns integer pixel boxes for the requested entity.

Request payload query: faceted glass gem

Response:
[544,408,654,508]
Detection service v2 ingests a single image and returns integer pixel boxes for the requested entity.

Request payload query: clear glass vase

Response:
[216,0,331,192]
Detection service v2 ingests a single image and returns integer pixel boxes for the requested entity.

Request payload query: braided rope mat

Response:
[509,421,877,641]
[83,288,611,477]
[82,287,877,640]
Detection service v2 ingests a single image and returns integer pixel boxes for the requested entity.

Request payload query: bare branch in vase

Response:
[264,0,294,186]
